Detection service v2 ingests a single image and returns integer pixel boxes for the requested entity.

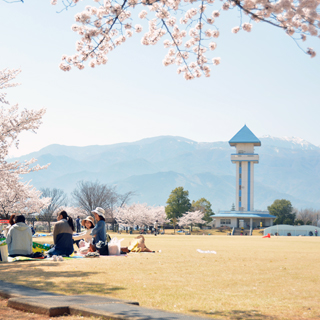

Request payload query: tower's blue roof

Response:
[229,125,261,146]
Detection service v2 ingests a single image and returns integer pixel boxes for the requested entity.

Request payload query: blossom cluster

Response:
[55,0,319,79]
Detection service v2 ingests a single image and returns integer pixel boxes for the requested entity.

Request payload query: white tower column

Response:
[229,125,261,212]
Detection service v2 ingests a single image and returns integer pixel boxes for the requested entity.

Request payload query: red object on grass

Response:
[263,233,271,238]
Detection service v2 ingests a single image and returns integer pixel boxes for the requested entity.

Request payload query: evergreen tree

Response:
[165,187,191,233]
[191,198,214,224]
[268,199,296,225]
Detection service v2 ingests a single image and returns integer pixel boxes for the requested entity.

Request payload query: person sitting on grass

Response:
[73,216,95,247]
[91,207,106,245]
[6,215,33,257]
[46,210,74,257]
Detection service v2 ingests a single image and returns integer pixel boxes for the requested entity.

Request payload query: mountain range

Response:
[13,135,320,212]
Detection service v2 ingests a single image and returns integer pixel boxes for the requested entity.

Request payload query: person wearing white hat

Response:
[90,207,106,244]
[73,216,95,244]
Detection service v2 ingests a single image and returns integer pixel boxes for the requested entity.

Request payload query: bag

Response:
[29,252,45,258]
[96,241,109,256]
[79,240,90,255]
[0,238,8,262]
[108,237,123,255]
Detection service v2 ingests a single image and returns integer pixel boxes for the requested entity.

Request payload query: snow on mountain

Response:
[260,135,318,150]
[8,135,320,210]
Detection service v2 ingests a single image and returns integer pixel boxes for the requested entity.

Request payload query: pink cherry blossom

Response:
[177,210,205,228]
[51,0,319,80]
[0,68,50,218]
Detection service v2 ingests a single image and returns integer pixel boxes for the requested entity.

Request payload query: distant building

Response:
[212,125,276,230]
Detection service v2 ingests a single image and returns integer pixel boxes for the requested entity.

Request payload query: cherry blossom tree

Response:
[115,203,167,229]
[0,177,50,219]
[177,210,205,231]
[0,68,50,219]
[43,0,319,80]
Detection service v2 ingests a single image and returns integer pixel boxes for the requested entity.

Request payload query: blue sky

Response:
[1,0,320,157]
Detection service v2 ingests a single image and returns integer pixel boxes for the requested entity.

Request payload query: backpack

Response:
[96,241,109,256]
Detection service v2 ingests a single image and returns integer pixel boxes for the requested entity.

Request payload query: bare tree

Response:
[40,188,68,233]
[296,208,320,226]
[72,181,135,227]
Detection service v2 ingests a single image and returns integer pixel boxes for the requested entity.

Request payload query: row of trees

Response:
[268,199,320,226]
[36,185,214,232]
[37,185,212,233]
[39,181,134,232]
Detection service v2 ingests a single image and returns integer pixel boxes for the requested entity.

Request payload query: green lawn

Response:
[1,234,319,319]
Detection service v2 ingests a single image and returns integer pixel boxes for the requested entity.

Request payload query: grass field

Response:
[1,234,320,320]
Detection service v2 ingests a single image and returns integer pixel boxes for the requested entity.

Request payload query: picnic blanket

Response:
[7,255,84,262]
[8,256,46,262]
[32,233,49,237]
[32,242,51,253]
[6,254,129,262]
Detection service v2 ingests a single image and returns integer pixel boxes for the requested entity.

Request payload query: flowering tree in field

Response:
[177,210,205,230]
[0,68,50,219]
[0,176,50,219]
[115,203,147,228]
[115,203,167,229]
[42,0,320,80]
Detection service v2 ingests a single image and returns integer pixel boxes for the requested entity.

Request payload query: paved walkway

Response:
[0,280,208,319]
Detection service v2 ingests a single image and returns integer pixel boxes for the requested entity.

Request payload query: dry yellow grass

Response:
[1,234,320,320]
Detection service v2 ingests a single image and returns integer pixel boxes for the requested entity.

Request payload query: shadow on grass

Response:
[0,262,126,296]
[189,309,277,320]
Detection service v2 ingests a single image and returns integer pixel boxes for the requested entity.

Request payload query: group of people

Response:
[4,207,107,258]
[48,207,107,257]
